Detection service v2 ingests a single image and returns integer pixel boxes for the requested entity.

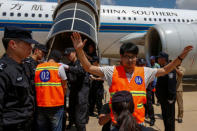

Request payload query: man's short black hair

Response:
[120,43,139,55]
[48,50,62,63]
[2,38,20,50]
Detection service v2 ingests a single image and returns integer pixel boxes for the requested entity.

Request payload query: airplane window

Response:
[163,18,166,22]
[149,18,152,21]
[128,17,131,20]
[2,12,6,16]
[123,17,126,20]
[191,19,193,22]
[17,13,21,17]
[10,12,14,17]
[32,13,35,17]
[45,14,49,18]
[25,13,28,17]
[187,19,189,22]
[173,19,176,22]
[134,17,136,20]
[168,19,171,22]
[39,14,42,17]
[154,18,157,21]
[159,18,161,21]
[177,19,180,22]
[182,19,185,22]
[144,18,147,21]
[117,17,120,20]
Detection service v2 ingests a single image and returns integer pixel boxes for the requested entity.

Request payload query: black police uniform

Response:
[23,57,38,85]
[156,69,177,131]
[89,75,104,115]
[0,54,35,131]
[66,60,90,131]
[145,85,155,124]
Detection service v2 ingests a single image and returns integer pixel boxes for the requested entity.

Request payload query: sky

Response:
[20,0,197,10]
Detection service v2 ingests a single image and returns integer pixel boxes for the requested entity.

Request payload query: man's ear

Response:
[8,40,17,49]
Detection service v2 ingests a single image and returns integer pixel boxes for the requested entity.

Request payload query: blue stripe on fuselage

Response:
[0,20,154,33]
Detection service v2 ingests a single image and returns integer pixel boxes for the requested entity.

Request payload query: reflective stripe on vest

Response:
[109,66,146,124]
[35,62,64,107]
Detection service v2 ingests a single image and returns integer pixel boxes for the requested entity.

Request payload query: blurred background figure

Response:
[85,43,97,61]
[89,56,104,117]
[175,64,185,123]
[150,56,160,105]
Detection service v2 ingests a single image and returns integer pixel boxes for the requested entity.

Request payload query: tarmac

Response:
[67,79,197,131]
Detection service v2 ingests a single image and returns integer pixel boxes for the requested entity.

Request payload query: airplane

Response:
[0,0,197,75]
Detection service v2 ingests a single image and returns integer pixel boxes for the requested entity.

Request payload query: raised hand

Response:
[71,32,87,50]
[179,45,193,59]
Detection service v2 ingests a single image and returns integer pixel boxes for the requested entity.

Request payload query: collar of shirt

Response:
[2,54,23,71]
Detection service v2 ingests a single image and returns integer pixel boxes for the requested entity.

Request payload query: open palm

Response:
[71,32,87,50]
[179,45,193,59]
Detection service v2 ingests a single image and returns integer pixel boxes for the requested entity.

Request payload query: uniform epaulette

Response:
[0,62,7,72]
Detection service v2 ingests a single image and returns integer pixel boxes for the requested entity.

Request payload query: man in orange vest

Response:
[34,50,67,131]
[71,32,193,128]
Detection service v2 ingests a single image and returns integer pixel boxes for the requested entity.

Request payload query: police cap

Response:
[34,44,48,53]
[64,48,75,55]
[3,26,38,44]
[158,52,169,61]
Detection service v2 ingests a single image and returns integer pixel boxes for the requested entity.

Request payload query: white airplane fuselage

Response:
[1,0,197,74]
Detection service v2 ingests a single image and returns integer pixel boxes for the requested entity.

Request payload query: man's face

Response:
[65,52,76,62]
[158,57,166,66]
[150,59,155,65]
[120,52,137,70]
[35,49,45,60]
[88,45,94,54]
[14,40,32,60]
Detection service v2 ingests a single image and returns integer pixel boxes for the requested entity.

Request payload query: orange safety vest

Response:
[35,62,64,107]
[109,66,146,124]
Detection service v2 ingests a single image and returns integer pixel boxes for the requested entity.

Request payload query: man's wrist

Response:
[177,56,183,62]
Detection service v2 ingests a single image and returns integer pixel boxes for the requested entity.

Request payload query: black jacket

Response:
[156,69,177,101]
[66,60,89,91]
[0,54,35,130]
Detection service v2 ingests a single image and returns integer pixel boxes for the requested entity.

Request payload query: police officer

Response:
[156,52,177,131]
[24,44,48,73]
[89,56,104,116]
[23,44,48,98]
[64,48,90,131]
[0,26,38,131]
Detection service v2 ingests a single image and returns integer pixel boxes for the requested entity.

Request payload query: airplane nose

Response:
[46,0,100,55]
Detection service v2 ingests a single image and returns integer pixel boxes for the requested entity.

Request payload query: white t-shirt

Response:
[99,66,158,88]
[58,64,67,81]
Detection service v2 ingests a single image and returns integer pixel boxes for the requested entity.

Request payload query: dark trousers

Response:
[160,100,175,131]
[3,119,33,131]
[68,90,77,125]
[69,87,89,131]
[145,90,155,121]
[89,85,104,115]
[36,106,64,131]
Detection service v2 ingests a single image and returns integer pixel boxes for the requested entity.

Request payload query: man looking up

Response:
[71,32,193,128]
